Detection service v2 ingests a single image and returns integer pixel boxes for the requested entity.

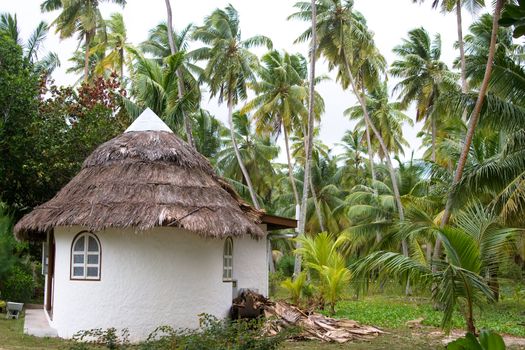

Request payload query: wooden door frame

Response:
[45,230,55,318]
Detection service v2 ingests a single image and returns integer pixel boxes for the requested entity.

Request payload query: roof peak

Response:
[125,108,173,133]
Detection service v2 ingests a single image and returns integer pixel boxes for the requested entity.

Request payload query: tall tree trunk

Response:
[435,0,505,263]
[84,32,92,82]
[466,295,476,334]
[284,125,300,206]
[456,0,468,94]
[344,60,408,258]
[456,1,470,122]
[120,48,124,79]
[298,122,326,232]
[164,0,195,149]
[227,98,261,210]
[364,118,376,182]
[431,113,437,163]
[294,0,317,277]
[309,175,326,232]
[361,85,379,241]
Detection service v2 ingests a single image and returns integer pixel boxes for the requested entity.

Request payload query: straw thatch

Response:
[14,131,265,240]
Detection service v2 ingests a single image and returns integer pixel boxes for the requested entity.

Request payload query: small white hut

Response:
[14,109,296,341]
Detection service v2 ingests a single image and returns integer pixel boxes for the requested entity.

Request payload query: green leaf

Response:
[479,330,506,350]
[447,333,483,350]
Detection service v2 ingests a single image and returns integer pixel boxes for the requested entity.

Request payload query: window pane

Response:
[73,267,84,277]
[74,236,85,252]
[73,254,84,264]
[87,267,98,278]
[88,236,99,252]
[87,254,99,264]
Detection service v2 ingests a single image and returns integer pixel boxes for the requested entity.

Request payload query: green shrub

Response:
[281,272,311,305]
[1,265,34,303]
[276,255,295,277]
[71,328,130,350]
[140,314,290,350]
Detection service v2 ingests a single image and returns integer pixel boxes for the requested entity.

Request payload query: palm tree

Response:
[192,5,272,210]
[413,0,485,95]
[217,112,279,205]
[127,48,199,134]
[191,109,224,160]
[141,23,193,63]
[290,0,320,276]
[290,1,410,266]
[335,129,367,189]
[91,13,133,79]
[345,82,413,160]
[438,0,506,259]
[0,13,60,75]
[41,0,126,82]
[163,0,194,148]
[242,50,308,207]
[391,28,458,162]
[353,211,510,333]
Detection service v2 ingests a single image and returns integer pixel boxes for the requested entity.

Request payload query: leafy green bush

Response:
[1,265,34,303]
[281,272,312,305]
[140,314,289,350]
[71,328,130,350]
[276,255,295,277]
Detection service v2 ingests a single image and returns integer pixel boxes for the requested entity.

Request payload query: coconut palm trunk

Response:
[119,47,124,79]
[227,98,261,210]
[431,114,437,162]
[164,0,195,149]
[309,176,326,232]
[364,118,377,182]
[435,0,506,263]
[294,0,317,277]
[344,59,410,268]
[283,125,301,206]
[352,76,411,295]
[456,0,468,94]
[298,123,326,232]
[358,84,377,183]
[84,32,93,82]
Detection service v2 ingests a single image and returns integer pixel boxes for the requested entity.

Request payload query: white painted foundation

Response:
[47,226,268,341]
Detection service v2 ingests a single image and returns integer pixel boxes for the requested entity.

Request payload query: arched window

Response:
[71,232,101,280]
[223,237,233,281]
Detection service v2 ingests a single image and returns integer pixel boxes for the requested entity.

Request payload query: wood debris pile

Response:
[231,290,383,343]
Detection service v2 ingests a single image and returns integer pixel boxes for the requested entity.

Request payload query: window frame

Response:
[70,231,101,281]
[222,237,233,282]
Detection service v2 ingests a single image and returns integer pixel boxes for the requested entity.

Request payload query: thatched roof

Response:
[14,109,267,240]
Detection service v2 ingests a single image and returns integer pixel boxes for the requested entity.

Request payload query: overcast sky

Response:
[3,0,487,162]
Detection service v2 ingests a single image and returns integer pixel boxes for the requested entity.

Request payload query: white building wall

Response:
[232,225,268,296]
[49,226,266,341]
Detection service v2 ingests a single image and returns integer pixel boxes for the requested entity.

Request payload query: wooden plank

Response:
[261,214,297,230]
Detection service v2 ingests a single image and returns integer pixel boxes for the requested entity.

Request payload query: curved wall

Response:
[49,226,267,341]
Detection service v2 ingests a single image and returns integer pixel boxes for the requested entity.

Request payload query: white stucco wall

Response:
[232,226,268,296]
[48,226,267,341]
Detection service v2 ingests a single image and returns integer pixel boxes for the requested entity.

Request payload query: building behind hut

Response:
[14,109,296,340]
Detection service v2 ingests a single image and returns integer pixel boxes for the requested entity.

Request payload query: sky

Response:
[2,0,486,163]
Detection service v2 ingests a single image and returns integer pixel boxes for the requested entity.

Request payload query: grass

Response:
[0,311,70,349]
[333,295,525,337]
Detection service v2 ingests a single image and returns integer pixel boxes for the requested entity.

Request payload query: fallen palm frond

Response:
[232,290,383,343]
